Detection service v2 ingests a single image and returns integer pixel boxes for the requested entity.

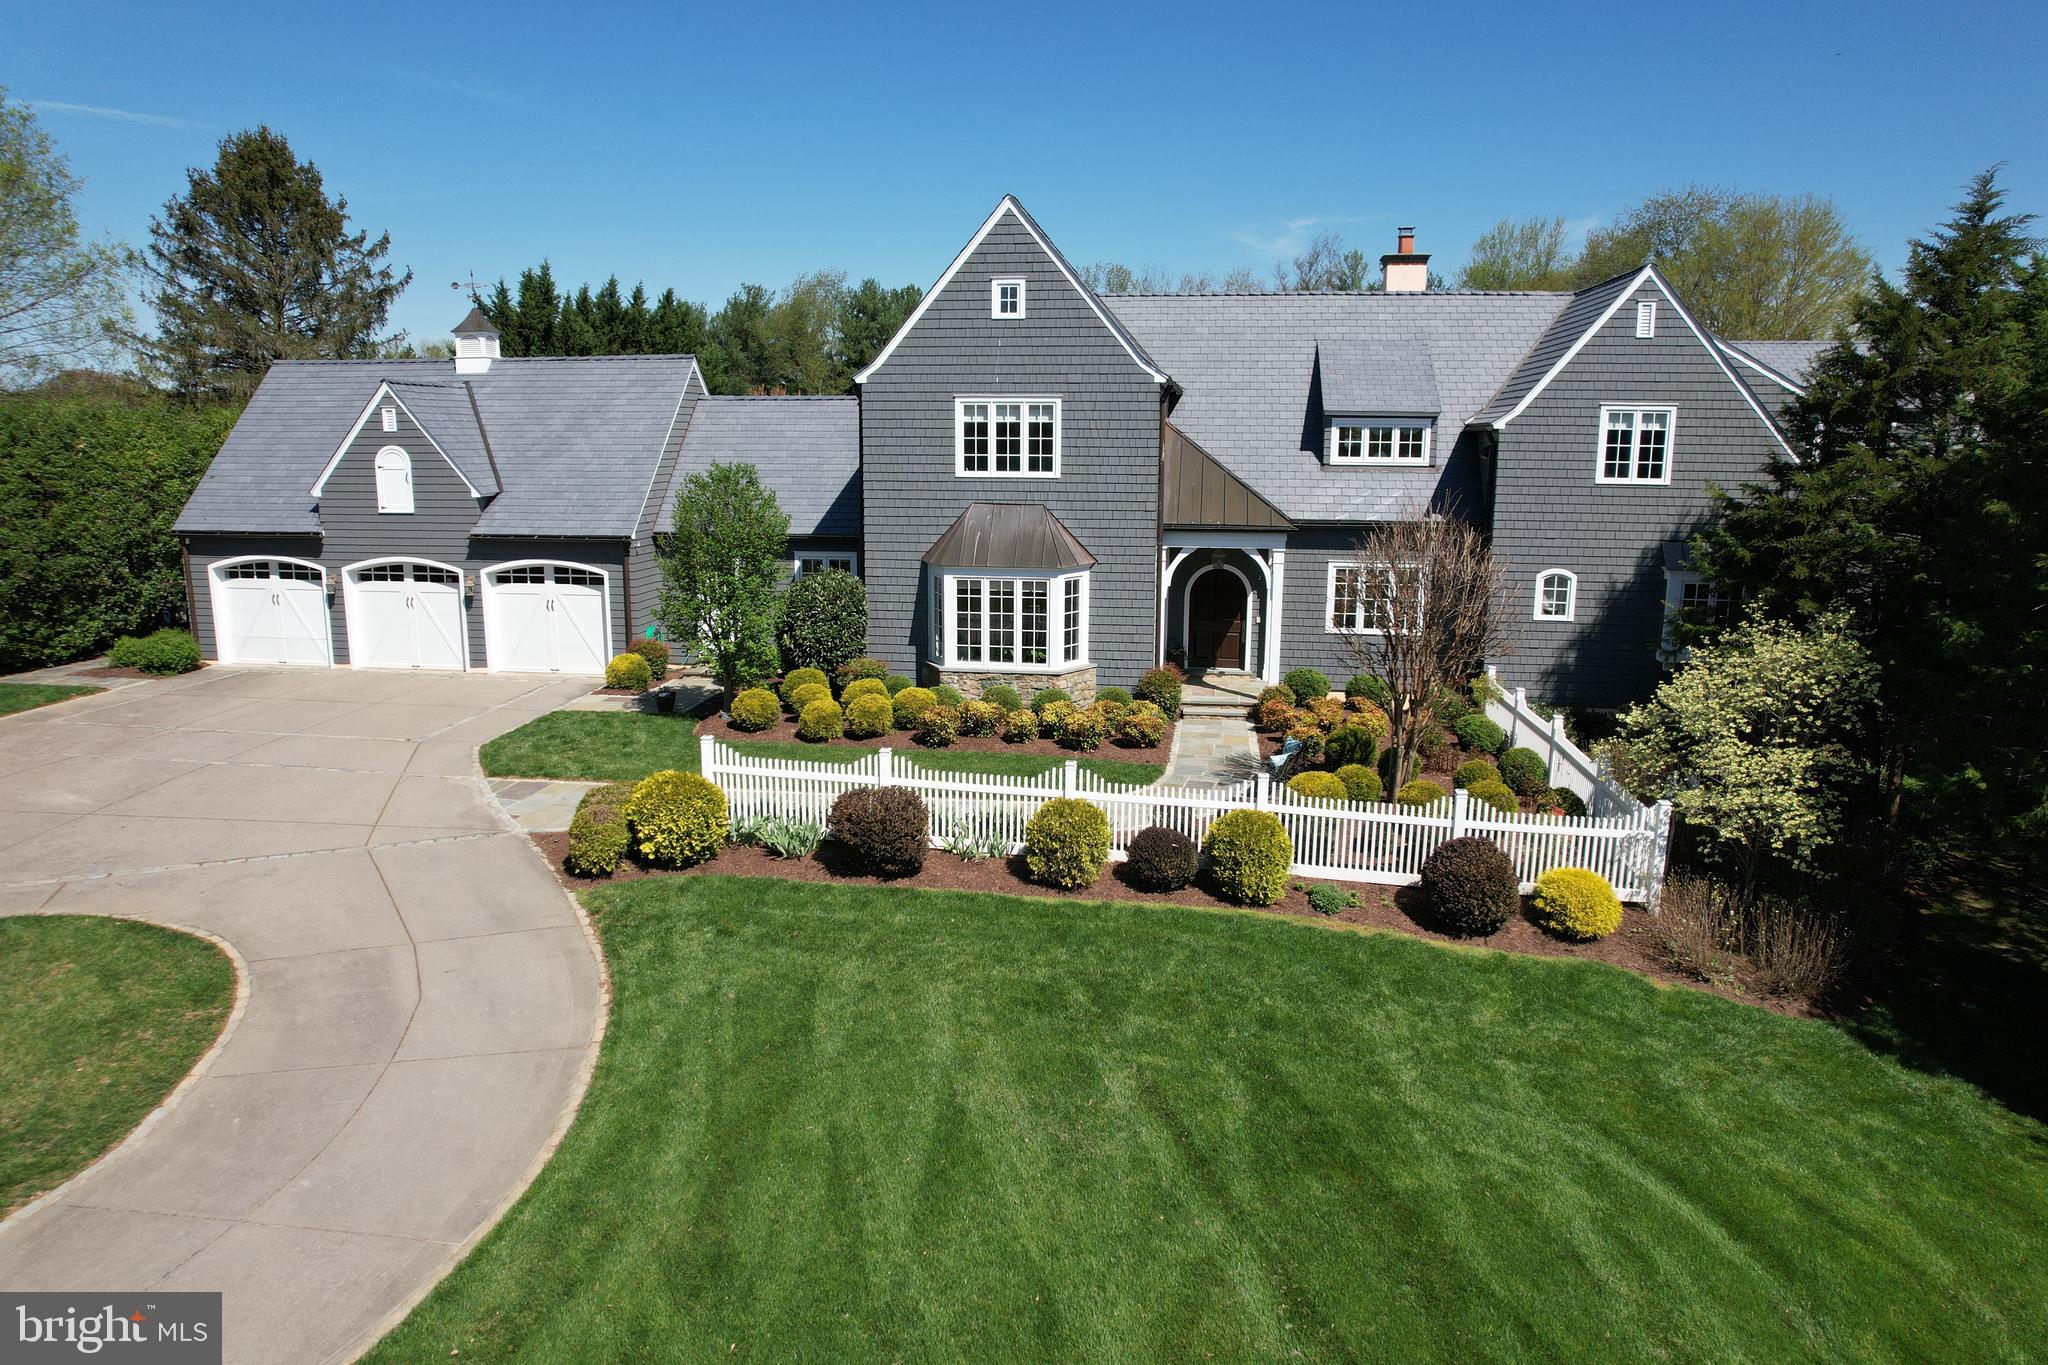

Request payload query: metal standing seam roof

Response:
[922,502,1096,571]
[1161,423,1293,531]
[657,395,861,539]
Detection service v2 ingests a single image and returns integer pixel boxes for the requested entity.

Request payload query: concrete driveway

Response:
[0,665,606,1363]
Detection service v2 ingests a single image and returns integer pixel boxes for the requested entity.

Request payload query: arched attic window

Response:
[375,446,414,514]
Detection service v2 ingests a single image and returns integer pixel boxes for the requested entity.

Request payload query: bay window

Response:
[936,569,1088,668]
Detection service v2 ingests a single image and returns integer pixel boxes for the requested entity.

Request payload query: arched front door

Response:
[1187,564,1248,670]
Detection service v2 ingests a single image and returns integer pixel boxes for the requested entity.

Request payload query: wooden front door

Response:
[1188,567,1247,669]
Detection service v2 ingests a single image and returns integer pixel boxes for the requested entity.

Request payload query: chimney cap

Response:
[452,305,500,337]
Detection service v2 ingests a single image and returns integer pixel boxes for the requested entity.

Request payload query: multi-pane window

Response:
[276,562,323,583]
[1599,406,1674,483]
[1062,577,1082,662]
[1534,569,1576,621]
[1328,563,1420,634]
[794,553,858,577]
[1020,580,1049,664]
[1330,422,1430,464]
[954,578,983,662]
[1678,577,1734,627]
[992,278,1025,318]
[939,571,1088,667]
[988,579,1016,661]
[958,398,1059,476]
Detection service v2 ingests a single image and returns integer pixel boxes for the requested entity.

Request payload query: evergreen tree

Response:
[834,278,921,382]
[143,126,409,400]
[709,283,779,393]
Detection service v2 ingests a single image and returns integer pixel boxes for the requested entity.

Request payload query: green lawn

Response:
[0,682,102,717]
[481,709,1164,785]
[0,916,234,1214]
[370,876,2048,1362]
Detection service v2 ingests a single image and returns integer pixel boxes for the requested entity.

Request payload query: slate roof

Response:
[922,501,1096,571]
[1318,338,1440,415]
[176,356,697,538]
[1107,291,1569,522]
[1468,270,1641,427]
[658,396,860,539]
[1723,339,1832,388]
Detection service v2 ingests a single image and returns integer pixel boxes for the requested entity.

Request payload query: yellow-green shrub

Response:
[1334,763,1382,802]
[892,686,937,728]
[797,697,843,741]
[1203,809,1292,905]
[623,770,727,868]
[1023,797,1111,889]
[605,652,653,691]
[845,693,893,738]
[1397,779,1448,807]
[1466,779,1519,814]
[788,681,831,715]
[779,667,829,707]
[729,687,781,731]
[1531,867,1624,940]
[841,676,888,703]
[1288,770,1348,801]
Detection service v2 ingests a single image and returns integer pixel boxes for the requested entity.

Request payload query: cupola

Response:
[452,305,501,374]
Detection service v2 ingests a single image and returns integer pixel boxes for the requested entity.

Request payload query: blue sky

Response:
[9,0,2044,348]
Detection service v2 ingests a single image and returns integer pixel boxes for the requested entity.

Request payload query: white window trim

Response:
[380,406,398,432]
[1327,419,1433,466]
[1595,404,1677,485]
[1636,300,1657,338]
[1533,568,1577,622]
[934,567,1089,672]
[991,278,1026,319]
[1325,560,1421,636]
[374,446,415,514]
[792,550,860,578]
[955,396,1061,478]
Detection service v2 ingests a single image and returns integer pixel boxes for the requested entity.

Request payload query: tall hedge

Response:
[0,395,239,669]
[775,567,868,676]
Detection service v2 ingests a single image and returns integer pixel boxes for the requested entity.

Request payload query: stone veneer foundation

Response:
[925,663,1098,703]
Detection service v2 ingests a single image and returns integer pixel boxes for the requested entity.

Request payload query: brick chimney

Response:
[1380,226,1430,293]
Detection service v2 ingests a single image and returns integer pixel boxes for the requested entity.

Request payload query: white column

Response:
[1157,546,1170,667]
[1263,548,1286,684]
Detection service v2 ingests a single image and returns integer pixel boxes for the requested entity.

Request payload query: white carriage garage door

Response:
[344,562,467,670]
[211,560,332,666]
[485,564,608,673]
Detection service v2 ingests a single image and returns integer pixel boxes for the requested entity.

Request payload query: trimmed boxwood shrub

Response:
[631,637,671,681]
[958,699,1003,737]
[1420,836,1518,936]
[883,674,914,696]
[1452,713,1506,754]
[564,781,632,877]
[1546,786,1588,817]
[932,683,964,709]
[1125,825,1196,890]
[1334,763,1382,802]
[1257,684,1295,707]
[1453,758,1499,790]
[1346,673,1392,709]
[1023,797,1111,889]
[1397,778,1448,807]
[835,657,888,689]
[1030,686,1072,714]
[779,667,829,708]
[1325,723,1377,769]
[829,786,928,876]
[981,683,1023,712]
[845,692,893,738]
[1282,666,1330,702]
[776,570,867,676]
[729,687,781,732]
[1203,809,1292,906]
[1116,708,1167,747]
[841,676,888,703]
[1135,666,1183,716]
[1000,708,1039,742]
[1095,685,1132,707]
[1466,778,1519,815]
[1531,867,1624,940]
[892,686,937,728]
[912,704,959,747]
[605,652,652,690]
[1288,770,1348,801]
[797,697,843,741]
[107,627,202,675]
[624,770,728,868]
[787,681,831,715]
[1498,746,1548,796]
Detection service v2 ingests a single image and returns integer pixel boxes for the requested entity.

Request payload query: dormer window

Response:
[1330,421,1430,465]
[992,278,1025,319]
[1636,300,1657,338]
[380,406,397,432]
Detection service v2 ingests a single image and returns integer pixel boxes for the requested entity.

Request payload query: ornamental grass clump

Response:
[1124,825,1196,890]
[624,770,728,869]
[729,687,781,732]
[844,693,893,738]
[829,786,928,876]
[1203,809,1292,906]
[1531,867,1624,941]
[797,697,843,741]
[1023,797,1111,889]
[1419,836,1518,936]
[606,652,654,691]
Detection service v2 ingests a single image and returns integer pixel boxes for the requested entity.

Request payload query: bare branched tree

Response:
[1334,515,1511,785]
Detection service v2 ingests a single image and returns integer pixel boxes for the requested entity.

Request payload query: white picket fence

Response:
[701,735,1674,905]
[1483,668,1648,820]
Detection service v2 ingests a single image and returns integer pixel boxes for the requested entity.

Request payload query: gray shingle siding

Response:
[1278,526,1378,684]
[860,209,1163,686]
[183,534,327,663]
[626,370,704,641]
[1489,279,1786,709]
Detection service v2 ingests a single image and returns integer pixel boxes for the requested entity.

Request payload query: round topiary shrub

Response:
[841,676,888,703]
[1056,707,1106,752]
[1397,779,1448,807]
[835,657,889,690]
[1023,797,1111,889]
[912,704,959,747]
[797,697,843,741]
[883,674,914,696]
[1095,685,1132,707]
[829,786,928,876]
[1453,758,1499,790]
[892,686,937,728]
[1116,708,1167,747]
[564,781,632,877]
[1531,867,1624,940]
[1346,673,1392,709]
[1420,836,1518,936]
[779,667,830,708]
[1125,825,1196,890]
[1325,723,1377,769]
[1498,747,1548,796]
[982,683,1023,712]
[605,652,653,691]
[1452,713,1506,754]
[107,628,202,675]
[623,770,728,868]
[1466,778,1519,815]
[1203,810,1293,906]
[1334,763,1382,802]
[632,637,671,681]
[1546,787,1588,817]
[1000,708,1040,742]
[1031,687,1072,714]
[1257,684,1296,707]
[787,681,831,715]
[777,571,868,677]
[932,684,964,709]
[1135,666,1183,717]
[958,699,1003,737]
[729,687,782,732]
[845,692,893,738]
[1288,770,1348,801]
[1282,667,1331,702]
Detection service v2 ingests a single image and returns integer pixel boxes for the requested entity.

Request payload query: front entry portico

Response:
[1156,422,1294,684]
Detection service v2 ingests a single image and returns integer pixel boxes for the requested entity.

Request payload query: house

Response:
[175,201,1822,711]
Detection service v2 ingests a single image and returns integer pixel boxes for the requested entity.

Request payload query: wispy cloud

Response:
[27,99,202,129]
[343,65,523,110]
[1229,212,1386,257]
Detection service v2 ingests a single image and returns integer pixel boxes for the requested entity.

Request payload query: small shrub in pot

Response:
[1419,836,1518,935]
[1023,797,1111,889]
[1125,825,1196,890]
[829,786,928,876]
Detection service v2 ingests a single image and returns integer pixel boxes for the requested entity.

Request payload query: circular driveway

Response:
[0,665,606,1364]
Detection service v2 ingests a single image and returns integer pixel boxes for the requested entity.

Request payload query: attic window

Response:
[1330,421,1430,465]
[1636,301,1657,338]
[380,406,397,432]
[992,279,1025,319]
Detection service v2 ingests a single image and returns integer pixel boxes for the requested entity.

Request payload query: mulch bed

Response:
[697,710,1174,768]
[530,830,1808,1018]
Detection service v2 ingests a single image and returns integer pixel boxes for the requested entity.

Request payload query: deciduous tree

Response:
[1455,216,1574,290]
[656,462,789,696]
